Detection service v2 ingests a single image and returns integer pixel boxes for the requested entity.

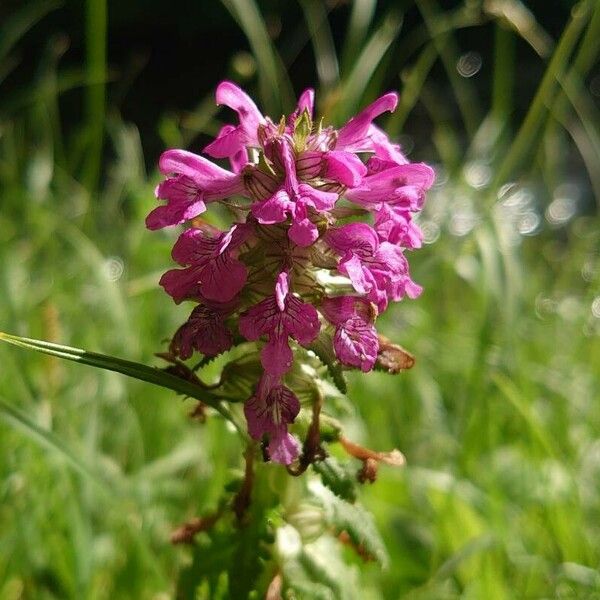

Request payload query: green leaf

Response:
[309,481,389,567]
[0,332,232,419]
[312,458,357,503]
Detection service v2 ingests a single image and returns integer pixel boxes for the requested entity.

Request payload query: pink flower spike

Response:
[336,92,399,151]
[297,88,315,117]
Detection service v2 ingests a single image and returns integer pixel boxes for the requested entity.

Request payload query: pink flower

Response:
[374,205,423,249]
[325,223,421,311]
[250,138,339,247]
[321,296,379,372]
[345,163,435,208]
[170,302,234,359]
[244,372,301,465]
[146,149,246,230]
[238,272,320,376]
[159,224,249,303]
[204,81,265,166]
[336,93,399,152]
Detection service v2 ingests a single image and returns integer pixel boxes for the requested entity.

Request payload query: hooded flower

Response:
[321,296,379,372]
[146,149,246,229]
[170,302,234,359]
[244,372,301,465]
[159,224,249,303]
[238,271,320,376]
[325,223,421,311]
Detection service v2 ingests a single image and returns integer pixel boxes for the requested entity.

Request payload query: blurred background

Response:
[1,0,599,597]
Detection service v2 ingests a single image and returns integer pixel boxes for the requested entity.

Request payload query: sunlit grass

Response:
[1,0,599,597]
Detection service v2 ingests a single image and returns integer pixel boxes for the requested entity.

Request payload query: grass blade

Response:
[0,331,228,414]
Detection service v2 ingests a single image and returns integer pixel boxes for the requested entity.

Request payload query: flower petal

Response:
[284,296,321,346]
[324,151,367,187]
[268,428,301,464]
[262,333,294,376]
[215,80,264,141]
[336,92,398,150]
[297,88,315,117]
[333,317,379,372]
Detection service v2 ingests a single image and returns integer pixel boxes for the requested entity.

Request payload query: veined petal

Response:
[159,266,202,304]
[325,223,379,257]
[171,228,216,265]
[170,304,233,359]
[239,297,281,341]
[284,295,320,346]
[346,163,435,204]
[262,333,294,376]
[333,317,379,372]
[336,92,398,150]
[200,254,247,303]
[320,295,375,326]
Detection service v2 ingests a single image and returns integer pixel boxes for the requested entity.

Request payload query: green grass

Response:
[1,0,600,597]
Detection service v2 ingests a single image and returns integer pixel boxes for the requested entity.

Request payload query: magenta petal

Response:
[251,190,292,224]
[297,184,338,212]
[145,199,206,230]
[333,317,379,372]
[204,125,243,158]
[262,334,294,376]
[171,304,233,359]
[275,271,289,312]
[340,254,373,295]
[215,80,264,141]
[297,88,315,117]
[336,92,398,150]
[200,256,247,302]
[159,267,201,303]
[239,298,278,341]
[159,149,232,183]
[325,223,379,257]
[269,428,300,465]
[321,295,374,326]
[288,216,319,247]
[284,296,320,346]
[324,151,367,187]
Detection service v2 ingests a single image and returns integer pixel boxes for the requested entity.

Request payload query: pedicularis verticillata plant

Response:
[149,82,433,464]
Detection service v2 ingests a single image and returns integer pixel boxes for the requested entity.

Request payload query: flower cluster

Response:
[148,82,434,464]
